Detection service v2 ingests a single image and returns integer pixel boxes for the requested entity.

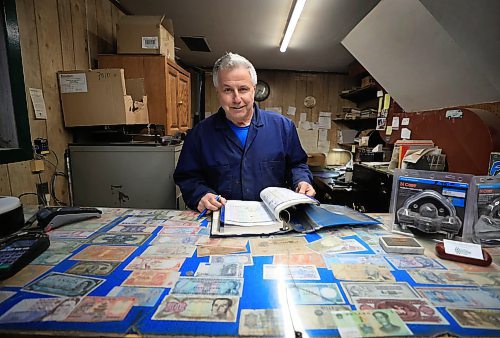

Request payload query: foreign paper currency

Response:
[90,233,150,246]
[0,297,81,323]
[23,272,104,297]
[307,236,367,254]
[122,270,180,288]
[323,254,393,270]
[48,230,96,239]
[385,255,446,270]
[331,264,395,282]
[108,225,157,234]
[408,269,488,285]
[305,236,343,254]
[195,263,244,278]
[319,227,357,238]
[263,264,320,280]
[341,282,420,303]
[171,210,202,221]
[238,309,284,335]
[196,245,247,257]
[287,283,345,305]
[440,259,500,272]
[209,254,253,266]
[159,227,201,235]
[291,305,351,329]
[142,244,196,258]
[249,237,313,256]
[151,234,200,246]
[152,295,239,322]
[480,287,500,303]
[160,219,200,227]
[416,287,500,308]
[71,245,136,262]
[273,253,326,268]
[196,237,248,248]
[447,308,500,329]
[64,296,135,322]
[354,298,449,325]
[0,265,52,287]
[124,256,185,271]
[31,252,71,266]
[119,216,165,226]
[172,277,243,296]
[107,286,163,307]
[46,240,85,253]
[333,309,412,337]
[60,219,108,231]
[67,261,119,276]
[123,210,166,217]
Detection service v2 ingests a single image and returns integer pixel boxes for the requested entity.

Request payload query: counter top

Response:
[0,208,499,337]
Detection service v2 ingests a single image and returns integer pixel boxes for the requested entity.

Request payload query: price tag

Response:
[443,239,483,260]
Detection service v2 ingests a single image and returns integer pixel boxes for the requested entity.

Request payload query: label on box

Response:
[443,239,483,259]
[58,73,88,93]
[142,36,159,49]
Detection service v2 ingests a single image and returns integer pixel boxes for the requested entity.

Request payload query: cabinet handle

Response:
[177,101,183,105]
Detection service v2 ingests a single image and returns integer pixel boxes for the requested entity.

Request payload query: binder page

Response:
[260,187,316,220]
[223,200,279,227]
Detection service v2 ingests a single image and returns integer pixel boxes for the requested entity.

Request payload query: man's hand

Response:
[295,181,316,197]
[197,193,227,213]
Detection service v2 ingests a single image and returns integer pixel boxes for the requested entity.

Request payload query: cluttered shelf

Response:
[333,117,376,122]
[339,83,380,102]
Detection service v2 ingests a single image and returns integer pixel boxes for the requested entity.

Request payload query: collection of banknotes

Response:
[0,207,499,337]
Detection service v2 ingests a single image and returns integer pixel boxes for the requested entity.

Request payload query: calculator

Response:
[0,231,50,280]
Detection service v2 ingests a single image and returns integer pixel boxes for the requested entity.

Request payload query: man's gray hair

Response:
[213,52,257,87]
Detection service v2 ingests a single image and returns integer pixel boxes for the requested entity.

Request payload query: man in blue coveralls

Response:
[174,52,315,212]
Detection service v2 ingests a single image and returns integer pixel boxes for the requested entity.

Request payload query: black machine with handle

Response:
[36,206,102,232]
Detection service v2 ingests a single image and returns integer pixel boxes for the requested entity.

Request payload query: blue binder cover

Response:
[290,204,380,233]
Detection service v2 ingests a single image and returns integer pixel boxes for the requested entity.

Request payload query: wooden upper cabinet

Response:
[177,71,190,130]
[97,54,191,135]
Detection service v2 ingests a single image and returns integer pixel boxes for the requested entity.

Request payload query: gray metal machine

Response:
[68,143,182,209]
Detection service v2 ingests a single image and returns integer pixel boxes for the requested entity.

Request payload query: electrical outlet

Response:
[36,182,49,204]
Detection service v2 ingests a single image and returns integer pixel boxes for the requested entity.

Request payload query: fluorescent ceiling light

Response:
[280,0,307,53]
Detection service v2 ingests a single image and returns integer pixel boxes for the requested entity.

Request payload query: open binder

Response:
[210,187,380,237]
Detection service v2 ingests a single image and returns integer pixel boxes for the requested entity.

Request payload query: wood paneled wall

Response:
[205,70,355,148]
[0,0,123,204]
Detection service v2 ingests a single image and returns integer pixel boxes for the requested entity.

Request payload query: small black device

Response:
[33,137,49,155]
[36,206,102,232]
[0,231,50,280]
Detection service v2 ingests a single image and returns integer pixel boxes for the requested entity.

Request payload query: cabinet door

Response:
[177,72,191,131]
[166,66,180,134]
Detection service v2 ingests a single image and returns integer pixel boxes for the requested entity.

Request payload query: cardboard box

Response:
[117,16,175,60]
[58,69,148,127]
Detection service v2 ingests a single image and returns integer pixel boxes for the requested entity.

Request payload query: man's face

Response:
[216,67,255,126]
[212,299,230,317]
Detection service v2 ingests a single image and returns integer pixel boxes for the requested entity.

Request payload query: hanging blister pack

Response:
[389,169,472,240]
[463,176,500,246]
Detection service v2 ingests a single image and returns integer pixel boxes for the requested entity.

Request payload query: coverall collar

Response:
[214,103,264,130]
